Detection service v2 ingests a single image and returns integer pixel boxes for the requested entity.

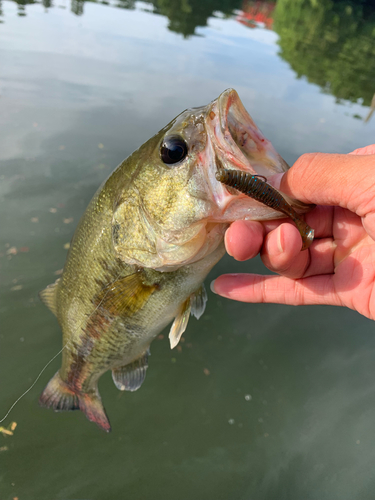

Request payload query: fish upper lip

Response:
[203,89,291,217]
[207,89,259,202]
[215,89,258,175]
[215,88,287,178]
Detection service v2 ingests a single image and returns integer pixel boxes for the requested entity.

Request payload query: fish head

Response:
[113,89,308,270]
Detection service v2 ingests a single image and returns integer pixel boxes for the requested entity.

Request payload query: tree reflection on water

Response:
[149,0,242,38]
[273,0,375,108]
[3,0,241,35]
[2,0,375,112]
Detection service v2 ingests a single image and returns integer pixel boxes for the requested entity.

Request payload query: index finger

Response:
[279,152,375,216]
[211,273,343,308]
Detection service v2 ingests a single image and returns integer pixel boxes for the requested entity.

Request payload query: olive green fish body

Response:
[39,89,313,431]
[40,153,224,431]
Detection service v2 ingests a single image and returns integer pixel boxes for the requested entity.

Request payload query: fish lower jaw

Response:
[210,187,251,218]
[209,194,287,224]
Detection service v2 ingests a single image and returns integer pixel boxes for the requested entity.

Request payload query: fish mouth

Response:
[205,89,291,219]
[217,88,289,177]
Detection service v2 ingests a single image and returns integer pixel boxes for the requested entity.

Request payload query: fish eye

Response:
[160,135,188,165]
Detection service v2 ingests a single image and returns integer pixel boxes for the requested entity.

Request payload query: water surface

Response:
[1,1,375,499]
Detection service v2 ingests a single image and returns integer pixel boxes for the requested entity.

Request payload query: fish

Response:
[39,88,313,432]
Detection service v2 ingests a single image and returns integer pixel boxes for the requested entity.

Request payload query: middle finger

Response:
[261,223,335,278]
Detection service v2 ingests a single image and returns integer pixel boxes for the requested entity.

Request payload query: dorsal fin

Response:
[39,278,60,316]
[112,350,149,392]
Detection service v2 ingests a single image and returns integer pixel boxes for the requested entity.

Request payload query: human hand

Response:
[211,145,375,320]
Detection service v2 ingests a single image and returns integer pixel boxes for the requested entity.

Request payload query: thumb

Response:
[277,151,375,215]
[349,144,375,155]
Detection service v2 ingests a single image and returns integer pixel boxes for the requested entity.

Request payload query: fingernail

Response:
[276,225,284,253]
[210,280,217,294]
[224,230,234,257]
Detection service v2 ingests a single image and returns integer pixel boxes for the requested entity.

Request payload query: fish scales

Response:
[39,89,314,431]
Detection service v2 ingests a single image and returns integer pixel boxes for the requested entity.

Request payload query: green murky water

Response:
[1,1,375,498]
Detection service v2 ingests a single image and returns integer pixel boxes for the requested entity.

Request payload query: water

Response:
[1,0,375,498]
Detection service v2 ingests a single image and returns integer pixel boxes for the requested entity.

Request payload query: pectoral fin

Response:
[95,272,158,317]
[169,298,191,349]
[190,284,208,320]
[39,278,60,316]
[112,351,149,391]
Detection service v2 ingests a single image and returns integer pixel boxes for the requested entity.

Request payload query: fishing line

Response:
[0,271,123,424]
[0,343,68,424]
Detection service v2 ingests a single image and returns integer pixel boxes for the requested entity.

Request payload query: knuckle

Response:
[282,152,330,204]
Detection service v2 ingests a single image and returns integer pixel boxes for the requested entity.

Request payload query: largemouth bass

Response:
[39,89,312,432]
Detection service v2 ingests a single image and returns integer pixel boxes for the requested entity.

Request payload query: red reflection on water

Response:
[236,1,275,30]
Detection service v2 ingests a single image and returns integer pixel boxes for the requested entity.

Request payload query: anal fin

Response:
[112,351,149,392]
[39,371,111,432]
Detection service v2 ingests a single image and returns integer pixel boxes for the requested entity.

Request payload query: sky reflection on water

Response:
[2,0,375,110]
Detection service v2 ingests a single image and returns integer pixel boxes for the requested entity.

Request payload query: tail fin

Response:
[79,393,111,433]
[39,371,111,432]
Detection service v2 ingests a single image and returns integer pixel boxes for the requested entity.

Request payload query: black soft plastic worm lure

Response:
[216,168,314,251]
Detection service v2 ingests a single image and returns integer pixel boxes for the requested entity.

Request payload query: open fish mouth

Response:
[205,89,299,220]
[202,89,314,244]
[216,88,289,178]
[206,89,289,216]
